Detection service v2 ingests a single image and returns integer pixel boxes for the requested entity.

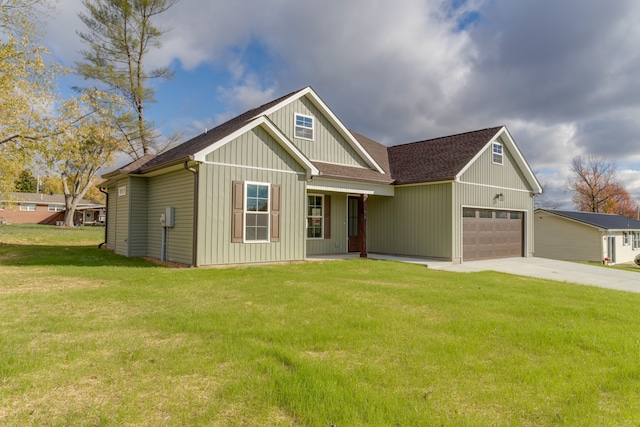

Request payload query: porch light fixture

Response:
[494,193,504,201]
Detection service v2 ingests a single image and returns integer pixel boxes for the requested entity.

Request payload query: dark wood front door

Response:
[348,196,360,252]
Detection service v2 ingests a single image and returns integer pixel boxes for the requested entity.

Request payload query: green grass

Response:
[2,224,640,425]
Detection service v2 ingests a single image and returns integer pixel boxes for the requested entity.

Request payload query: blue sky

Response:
[45,0,640,208]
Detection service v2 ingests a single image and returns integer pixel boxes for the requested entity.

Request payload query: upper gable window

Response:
[492,142,503,165]
[294,113,314,140]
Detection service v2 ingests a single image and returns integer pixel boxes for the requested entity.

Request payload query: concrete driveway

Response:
[429,257,640,294]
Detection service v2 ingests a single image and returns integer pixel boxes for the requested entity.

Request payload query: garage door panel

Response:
[463,209,523,261]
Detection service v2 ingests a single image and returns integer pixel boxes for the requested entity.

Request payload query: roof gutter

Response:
[184,160,199,267]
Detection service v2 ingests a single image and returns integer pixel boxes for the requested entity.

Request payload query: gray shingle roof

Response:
[104,87,514,188]
[387,127,503,185]
[538,209,640,230]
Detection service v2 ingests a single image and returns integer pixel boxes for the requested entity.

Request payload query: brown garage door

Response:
[463,209,523,261]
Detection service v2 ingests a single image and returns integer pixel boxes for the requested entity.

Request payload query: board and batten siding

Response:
[368,183,453,259]
[534,211,603,262]
[146,169,194,265]
[267,97,370,168]
[206,127,306,174]
[109,178,130,256]
[128,177,148,257]
[306,192,347,255]
[106,185,118,252]
[197,128,307,266]
[452,182,534,261]
[459,137,533,191]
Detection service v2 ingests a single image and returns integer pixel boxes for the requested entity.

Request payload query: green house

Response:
[101,87,542,266]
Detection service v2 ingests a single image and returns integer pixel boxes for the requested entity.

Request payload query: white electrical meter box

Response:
[164,207,175,227]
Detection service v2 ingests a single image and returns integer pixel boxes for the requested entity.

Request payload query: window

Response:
[496,211,508,219]
[634,232,640,250]
[623,232,630,246]
[245,182,270,242]
[294,113,314,140]
[307,195,323,239]
[118,186,127,196]
[492,142,503,165]
[510,212,522,220]
[20,203,36,211]
[48,205,64,212]
[479,210,493,219]
[463,208,476,218]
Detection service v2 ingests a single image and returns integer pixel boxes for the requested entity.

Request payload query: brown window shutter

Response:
[324,195,331,239]
[231,181,244,243]
[270,184,281,242]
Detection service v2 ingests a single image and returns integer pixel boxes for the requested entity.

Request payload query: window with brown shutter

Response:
[231,181,244,243]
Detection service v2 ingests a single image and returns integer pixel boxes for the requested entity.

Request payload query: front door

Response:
[607,236,616,263]
[348,196,360,252]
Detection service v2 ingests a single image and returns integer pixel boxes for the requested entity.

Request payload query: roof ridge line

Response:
[390,126,504,149]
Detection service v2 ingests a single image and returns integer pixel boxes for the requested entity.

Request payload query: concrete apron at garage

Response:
[430,257,640,294]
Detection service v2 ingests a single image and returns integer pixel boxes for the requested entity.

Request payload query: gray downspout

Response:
[184,161,199,267]
[98,187,108,249]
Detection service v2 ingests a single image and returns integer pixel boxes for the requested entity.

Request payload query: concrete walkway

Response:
[430,257,640,294]
[307,254,640,294]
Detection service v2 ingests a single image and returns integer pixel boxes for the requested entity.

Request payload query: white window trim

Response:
[294,113,314,141]
[623,231,630,246]
[306,193,324,240]
[48,205,64,212]
[633,232,640,250]
[492,142,503,165]
[244,181,270,243]
[20,203,36,212]
[118,186,127,197]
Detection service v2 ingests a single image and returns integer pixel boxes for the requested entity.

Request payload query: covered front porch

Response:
[305,177,394,258]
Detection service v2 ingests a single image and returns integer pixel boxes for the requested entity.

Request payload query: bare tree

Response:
[569,155,628,213]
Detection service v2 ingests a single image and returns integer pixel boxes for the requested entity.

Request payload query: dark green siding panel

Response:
[268,97,370,168]
[147,170,194,265]
[128,177,148,256]
[368,184,453,259]
[306,192,347,255]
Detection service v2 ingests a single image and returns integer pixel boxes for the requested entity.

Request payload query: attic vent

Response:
[294,113,314,140]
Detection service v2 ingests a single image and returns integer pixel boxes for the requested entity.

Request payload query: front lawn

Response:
[2,224,640,426]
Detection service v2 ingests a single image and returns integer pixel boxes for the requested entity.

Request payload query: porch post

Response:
[359,194,368,258]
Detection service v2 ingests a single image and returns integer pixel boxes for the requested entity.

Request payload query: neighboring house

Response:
[0,192,105,225]
[100,86,542,266]
[534,209,640,264]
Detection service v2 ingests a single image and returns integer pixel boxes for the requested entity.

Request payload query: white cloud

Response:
[40,0,640,204]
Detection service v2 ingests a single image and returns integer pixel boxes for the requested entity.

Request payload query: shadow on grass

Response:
[0,243,160,268]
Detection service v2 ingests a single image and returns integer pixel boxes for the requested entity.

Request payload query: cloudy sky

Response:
[44,0,640,207]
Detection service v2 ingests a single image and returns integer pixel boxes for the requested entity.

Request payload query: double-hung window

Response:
[245,182,270,242]
[48,205,64,212]
[633,232,640,250]
[20,203,36,211]
[492,142,503,165]
[307,195,323,239]
[294,113,314,140]
[623,232,630,246]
